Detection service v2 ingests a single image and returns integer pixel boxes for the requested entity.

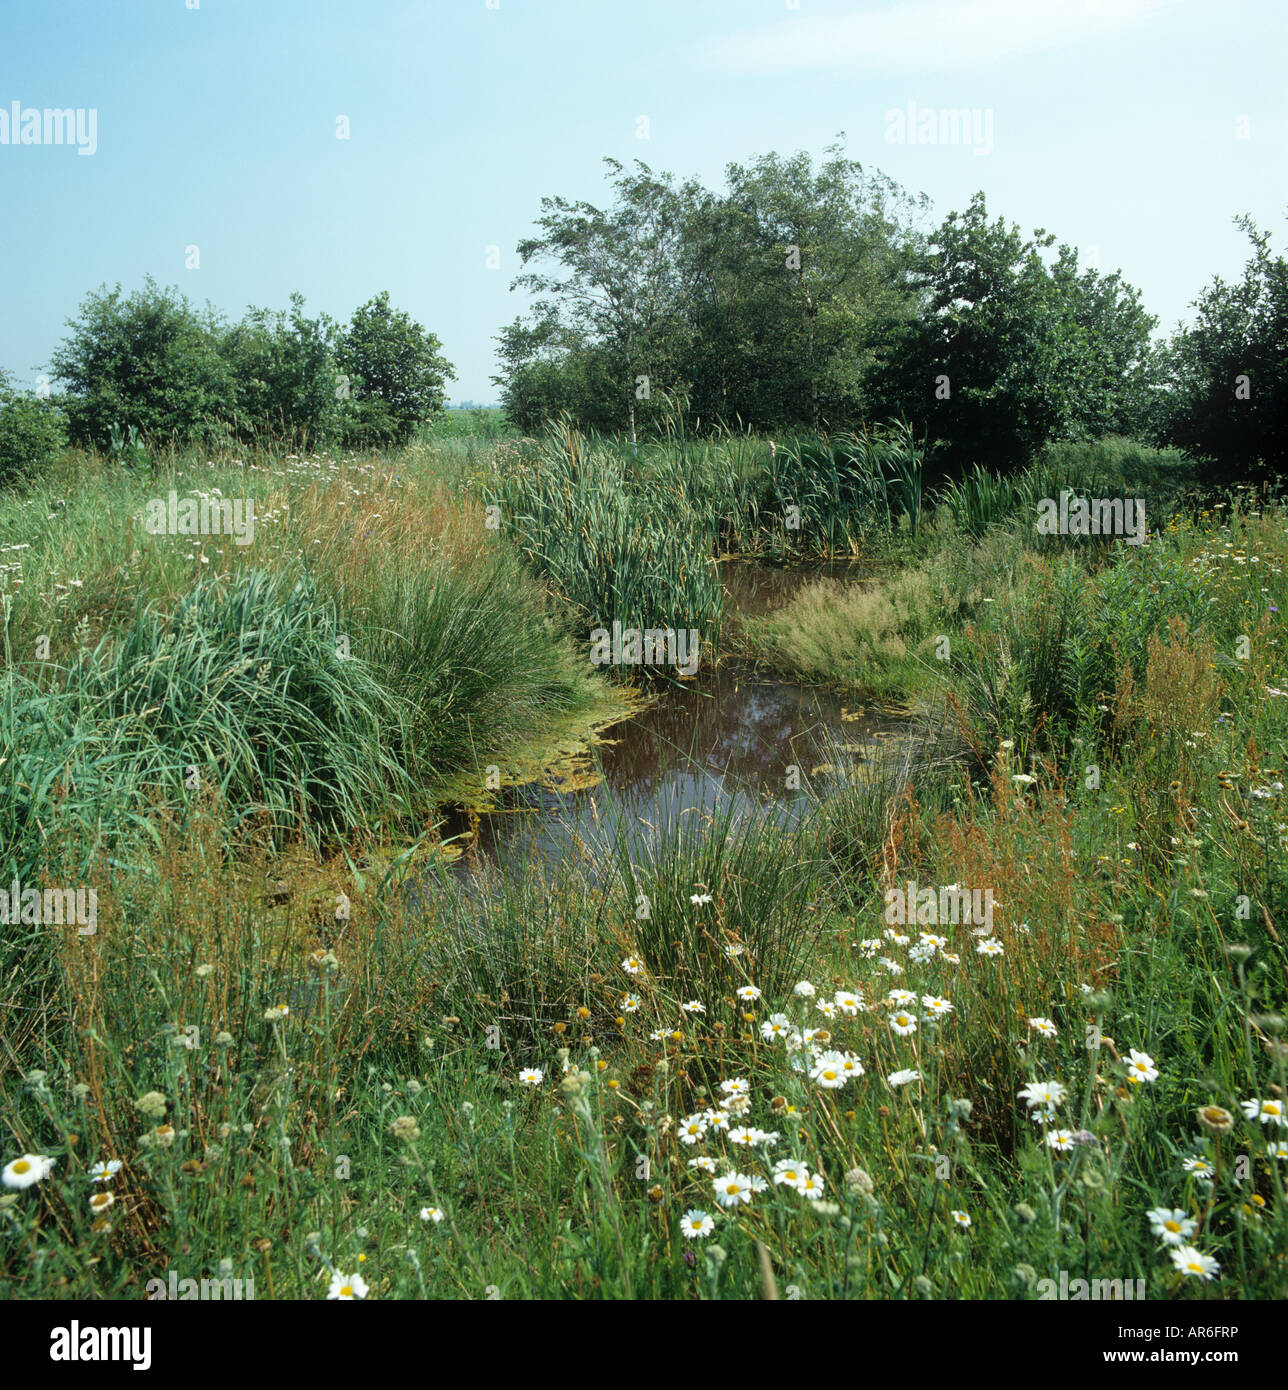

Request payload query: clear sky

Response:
[0,0,1283,404]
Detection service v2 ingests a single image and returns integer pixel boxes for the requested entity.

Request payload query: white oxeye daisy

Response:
[518,1067,543,1086]
[1045,1129,1076,1152]
[889,1011,917,1036]
[681,1209,714,1238]
[687,1155,717,1174]
[719,1077,750,1096]
[888,1069,921,1088]
[620,994,641,1013]
[1169,1245,1219,1281]
[833,991,863,1015]
[941,951,960,964]
[88,1191,115,1213]
[703,1109,731,1131]
[1124,1049,1159,1084]
[89,1159,122,1183]
[919,933,947,950]
[690,893,713,906]
[837,1053,864,1078]
[793,981,816,997]
[1028,1017,1058,1038]
[420,1207,445,1223]
[796,1170,826,1199]
[921,995,953,1017]
[679,1113,708,1144]
[1269,1141,1288,1160]
[810,1052,848,1089]
[327,1271,369,1300]
[263,1004,290,1021]
[760,1013,792,1040]
[815,998,837,1018]
[1241,1097,1285,1127]
[712,1173,755,1208]
[887,989,916,1006]
[1146,1207,1196,1246]
[1182,1156,1215,1180]
[681,1000,706,1014]
[976,938,1004,956]
[2,1154,55,1190]
[719,1093,752,1117]
[951,1210,972,1229]
[773,1159,805,1186]
[728,1126,759,1146]
[621,956,644,976]
[1018,1079,1067,1110]
[649,1028,670,1041]
[736,985,762,1003]
[879,957,904,975]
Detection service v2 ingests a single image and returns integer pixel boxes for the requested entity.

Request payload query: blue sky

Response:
[0,0,1283,404]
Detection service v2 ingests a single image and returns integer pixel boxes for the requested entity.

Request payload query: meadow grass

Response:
[1,427,1285,1300]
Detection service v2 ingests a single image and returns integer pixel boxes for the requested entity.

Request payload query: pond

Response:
[438,558,908,874]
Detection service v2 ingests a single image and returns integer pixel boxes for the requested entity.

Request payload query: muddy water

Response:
[444,560,902,873]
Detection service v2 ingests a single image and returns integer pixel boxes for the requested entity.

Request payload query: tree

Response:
[680,145,925,431]
[500,158,694,447]
[50,278,236,448]
[1161,216,1288,479]
[868,193,1159,475]
[221,293,340,445]
[0,369,67,485]
[337,292,455,445]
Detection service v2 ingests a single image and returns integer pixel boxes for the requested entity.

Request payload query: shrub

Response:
[0,372,67,486]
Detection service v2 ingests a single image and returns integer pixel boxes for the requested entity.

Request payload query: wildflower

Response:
[419,1207,444,1223]
[1124,1049,1159,1084]
[845,1167,875,1196]
[1196,1104,1234,1135]
[620,994,641,1013]
[951,1210,972,1229]
[1169,1245,1219,1281]
[719,1077,750,1096]
[687,1156,717,1174]
[678,1114,708,1144]
[888,1069,921,1087]
[263,1004,290,1022]
[1028,1017,1058,1038]
[719,1093,752,1117]
[518,1068,544,1087]
[834,991,864,1014]
[703,1109,731,1132]
[327,1271,370,1299]
[194,963,215,979]
[793,981,816,997]
[681,1000,706,1014]
[621,956,644,976]
[1045,1130,1076,1152]
[796,1170,826,1199]
[735,985,761,1003]
[919,933,948,950]
[921,995,953,1018]
[1241,1097,1285,1127]
[976,938,1004,957]
[887,989,916,1006]
[1018,1079,1067,1111]
[88,1191,115,1214]
[1147,1208,1197,1246]
[1268,1141,1288,1160]
[680,1209,714,1238]
[878,956,904,975]
[712,1173,755,1209]
[942,951,960,964]
[690,893,713,906]
[1182,1155,1215,1181]
[2,1155,55,1190]
[389,1116,420,1143]
[89,1159,122,1183]
[815,998,837,1018]
[889,1011,917,1036]
[760,1013,792,1041]
[134,1092,167,1120]
[773,1159,806,1187]
[810,1052,849,1088]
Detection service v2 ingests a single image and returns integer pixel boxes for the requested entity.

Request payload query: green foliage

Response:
[0,371,67,486]
[50,277,238,450]
[337,291,456,446]
[1162,216,1288,480]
